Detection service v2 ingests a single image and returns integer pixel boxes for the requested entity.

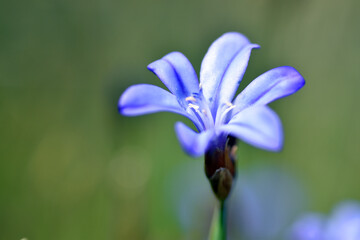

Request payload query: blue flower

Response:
[289,201,360,240]
[119,32,305,157]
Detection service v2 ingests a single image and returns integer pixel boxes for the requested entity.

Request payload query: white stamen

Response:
[188,103,200,110]
[216,103,236,127]
[185,92,215,130]
[185,96,196,102]
[222,104,236,115]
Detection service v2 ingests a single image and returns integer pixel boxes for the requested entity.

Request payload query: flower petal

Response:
[216,43,259,108]
[289,214,325,240]
[233,66,305,114]
[220,106,283,151]
[147,52,199,99]
[200,32,258,113]
[175,122,214,157]
[119,84,188,117]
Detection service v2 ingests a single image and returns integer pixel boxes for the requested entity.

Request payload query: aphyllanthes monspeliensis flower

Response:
[289,201,360,240]
[118,32,305,200]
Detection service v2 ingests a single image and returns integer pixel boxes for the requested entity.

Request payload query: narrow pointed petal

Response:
[119,84,188,117]
[216,43,259,107]
[200,32,258,112]
[233,66,305,114]
[147,52,199,99]
[175,122,214,157]
[220,106,283,151]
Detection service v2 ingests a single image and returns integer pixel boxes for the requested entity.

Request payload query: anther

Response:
[188,103,200,110]
[225,102,234,107]
[225,102,236,112]
[185,96,196,102]
[230,145,238,158]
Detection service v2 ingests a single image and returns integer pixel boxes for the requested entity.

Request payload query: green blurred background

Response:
[1,0,359,239]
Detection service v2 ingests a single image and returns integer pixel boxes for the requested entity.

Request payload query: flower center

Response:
[185,93,214,131]
[185,89,236,131]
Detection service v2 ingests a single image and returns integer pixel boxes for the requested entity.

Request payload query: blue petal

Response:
[147,52,199,100]
[119,84,189,117]
[216,43,259,109]
[325,202,360,239]
[233,66,305,115]
[200,32,258,113]
[220,106,283,151]
[289,214,325,240]
[175,122,214,157]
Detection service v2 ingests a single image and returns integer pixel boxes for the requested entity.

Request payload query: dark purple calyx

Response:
[204,136,237,201]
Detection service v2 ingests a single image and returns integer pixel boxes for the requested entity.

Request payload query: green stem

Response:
[208,200,227,240]
[219,201,227,240]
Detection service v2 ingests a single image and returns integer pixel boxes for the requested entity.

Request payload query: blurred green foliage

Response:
[0,0,359,239]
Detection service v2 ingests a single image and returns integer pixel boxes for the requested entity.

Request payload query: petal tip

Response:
[271,141,284,152]
[286,66,306,91]
[282,66,306,84]
[163,51,184,59]
[146,61,157,72]
[251,43,261,49]
[118,88,130,116]
[117,97,123,114]
[221,32,250,41]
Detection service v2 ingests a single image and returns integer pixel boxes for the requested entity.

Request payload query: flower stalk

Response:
[219,201,227,240]
[208,200,227,240]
